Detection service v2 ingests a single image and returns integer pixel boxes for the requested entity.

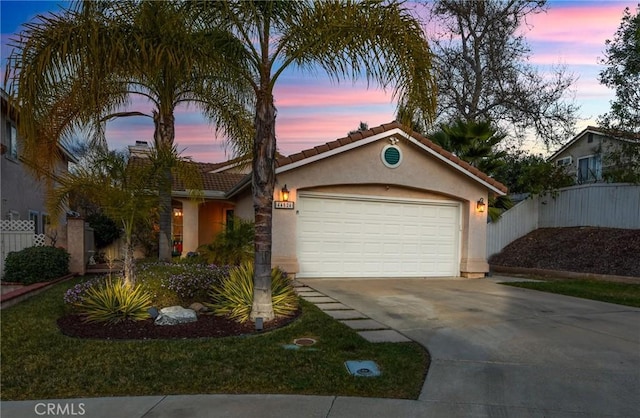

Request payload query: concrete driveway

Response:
[301,276,640,417]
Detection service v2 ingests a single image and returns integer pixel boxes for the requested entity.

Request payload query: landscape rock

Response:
[154,306,197,326]
[189,302,208,313]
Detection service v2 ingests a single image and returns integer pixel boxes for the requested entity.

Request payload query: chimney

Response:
[128,141,150,158]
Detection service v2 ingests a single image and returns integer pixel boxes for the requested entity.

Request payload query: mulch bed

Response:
[489,227,640,278]
[57,310,300,340]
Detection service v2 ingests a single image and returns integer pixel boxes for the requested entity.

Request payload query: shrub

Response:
[64,276,104,305]
[3,246,70,285]
[206,261,298,323]
[86,212,122,249]
[197,219,254,265]
[75,278,151,324]
[135,261,229,307]
[163,264,230,302]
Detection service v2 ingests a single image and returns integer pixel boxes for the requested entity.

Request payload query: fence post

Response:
[67,218,87,275]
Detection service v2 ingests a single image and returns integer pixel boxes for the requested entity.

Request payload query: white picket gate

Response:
[0,220,45,279]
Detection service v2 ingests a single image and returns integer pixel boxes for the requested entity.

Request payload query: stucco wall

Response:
[236,135,491,277]
[551,132,620,180]
[1,110,69,231]
[197,201,234,245]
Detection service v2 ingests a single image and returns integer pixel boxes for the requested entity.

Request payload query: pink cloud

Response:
[274,84,395,108]
[527,3,632,46]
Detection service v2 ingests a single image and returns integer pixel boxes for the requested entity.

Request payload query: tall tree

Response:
[195,0,437,320]
[427,0,578,147]
[5,0,254,261]
[598,5,640,134]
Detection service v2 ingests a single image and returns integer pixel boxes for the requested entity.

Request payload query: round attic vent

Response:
[381,144,402,168]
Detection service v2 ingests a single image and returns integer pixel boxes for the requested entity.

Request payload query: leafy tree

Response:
[348,122,369,135]
[194,1,438,320]
[598,5,640,134]
[602,141,640,184]
[598,5,640,184]
[426,0,578,147]
[5,0,254,262]
[492,151,574,195]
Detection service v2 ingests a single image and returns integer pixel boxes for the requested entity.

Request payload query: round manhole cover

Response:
[356,368,373,376]
[293,338,316,346]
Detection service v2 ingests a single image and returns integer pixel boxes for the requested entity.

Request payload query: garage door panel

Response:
[297,195,459,278]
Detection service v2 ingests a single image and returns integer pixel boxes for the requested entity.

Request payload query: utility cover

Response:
[345,360,381,377]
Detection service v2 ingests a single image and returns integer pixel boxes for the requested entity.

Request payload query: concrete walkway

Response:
[3,276,639,417]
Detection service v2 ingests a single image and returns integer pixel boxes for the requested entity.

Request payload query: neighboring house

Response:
[1,89,77,235]
[548,126,639,184]
[165,121,507,279]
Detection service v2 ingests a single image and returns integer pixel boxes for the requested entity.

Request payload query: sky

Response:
[1,0,637,162]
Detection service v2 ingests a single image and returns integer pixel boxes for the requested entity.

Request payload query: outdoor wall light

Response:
[173,209,183,217]
[281,184,290,202]
[476,198,486,213]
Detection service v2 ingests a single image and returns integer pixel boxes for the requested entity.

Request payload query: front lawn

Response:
[503,279,640,307]
[1,277,429,401]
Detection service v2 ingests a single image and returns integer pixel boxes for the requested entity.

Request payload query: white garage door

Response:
[297,193,460,278]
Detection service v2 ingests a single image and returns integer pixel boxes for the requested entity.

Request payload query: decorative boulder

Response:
[189,302,208,313]
[154,306,197,326]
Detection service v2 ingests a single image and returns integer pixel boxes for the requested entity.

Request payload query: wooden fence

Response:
[487,183,640,257]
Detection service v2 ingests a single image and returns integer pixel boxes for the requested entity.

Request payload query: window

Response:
[29,211,40,234]
[556,157,572,167]
[577,155,602,183]
[5,121,18,159]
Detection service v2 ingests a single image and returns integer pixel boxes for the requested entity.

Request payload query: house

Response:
[169,121,507,279]
[548,126,639,184]
[1,89,77,235]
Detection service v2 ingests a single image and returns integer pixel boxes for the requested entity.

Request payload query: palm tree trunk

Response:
[154,110,176,262]
[123,235,135,287]
[250,89,276,321]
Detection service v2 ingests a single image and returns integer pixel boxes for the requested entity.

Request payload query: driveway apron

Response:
[301,277,640,417]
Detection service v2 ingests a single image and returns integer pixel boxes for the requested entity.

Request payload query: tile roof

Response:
[128,157,247,194]
[276,121,508,194]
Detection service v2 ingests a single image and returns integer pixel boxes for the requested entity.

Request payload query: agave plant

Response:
[207,261,298,324]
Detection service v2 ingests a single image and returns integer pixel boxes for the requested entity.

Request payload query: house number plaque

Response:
[274,201,295,209]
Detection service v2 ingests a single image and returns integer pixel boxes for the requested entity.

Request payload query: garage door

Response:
[296,193,460,278]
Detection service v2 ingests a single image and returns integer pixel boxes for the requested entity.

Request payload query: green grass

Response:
[503,279,640,307]
[1,277,429,401]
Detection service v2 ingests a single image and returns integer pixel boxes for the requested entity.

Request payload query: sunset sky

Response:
[1,1,637,162]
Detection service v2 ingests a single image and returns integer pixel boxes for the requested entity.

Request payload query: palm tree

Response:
[431,120,513,220]
[430,119,507,175]
[48,146,203,286]
[194,1,437,320]
[5,0,254,261]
